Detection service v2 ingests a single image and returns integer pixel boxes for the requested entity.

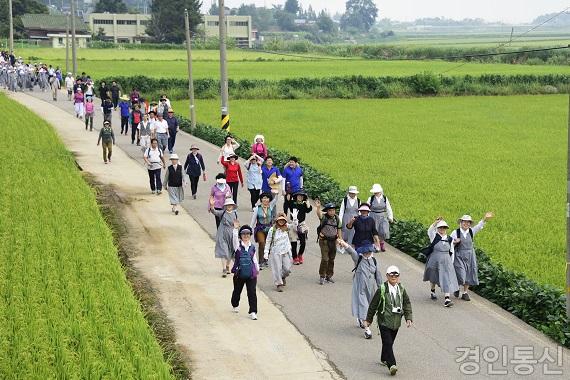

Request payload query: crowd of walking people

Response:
[6,59,496,376]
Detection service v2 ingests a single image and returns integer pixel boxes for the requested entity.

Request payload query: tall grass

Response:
[0,93,175,379]
[173,95,567,289]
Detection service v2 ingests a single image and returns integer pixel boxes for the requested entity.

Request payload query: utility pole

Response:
[65,13,70,74]
[218,0,230,131]
[70,0,77,76]
[184,9,197,132]
[8,0,14,53]
[567,93,570,319]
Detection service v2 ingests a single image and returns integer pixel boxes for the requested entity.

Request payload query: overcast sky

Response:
[203,1,570,24]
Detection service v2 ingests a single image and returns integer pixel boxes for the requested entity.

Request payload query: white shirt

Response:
[450,220,485,240]
[154,119,168,134]
[338,196,358,221]
[388,283,402,307]
[144,147,163,170]
[65,77,74,89]
[264,227,292,256]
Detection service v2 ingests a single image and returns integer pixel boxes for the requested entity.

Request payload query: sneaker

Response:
[250,312,258,320]
[444,298,454,307]
[192,194,197,200]
[222,269,227,278]
[276,285,284,292]
[364,328,372,339]
[293,257,300,265]
[299,256,304,264]
[175,210,179,215]
[151,190,156,194]
[232,307,239,313]
[325,277,335,284]
[461,293,471,301]
[389,365,398,376]
[104,161,108,164]
[319,277,325,285]
[156,190,162,195]
[282,277,286,286]
[453,290,460,298]
[430,291,437,300]
[108,159,111,163]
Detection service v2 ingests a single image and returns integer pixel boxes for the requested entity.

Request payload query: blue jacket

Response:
[184,152,205,177]
[119,101,130,117]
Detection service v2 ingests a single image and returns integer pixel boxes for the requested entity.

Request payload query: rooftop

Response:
[21,14,89,33]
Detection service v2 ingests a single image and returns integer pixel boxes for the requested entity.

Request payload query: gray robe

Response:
[452,228,479,286]
[340,197,360,244]
[213,209,237,260]
[369,196,390,240]
[347,246,382,320]
[423,236,459,293]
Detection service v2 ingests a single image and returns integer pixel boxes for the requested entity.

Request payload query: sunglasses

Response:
[388,273,400,277]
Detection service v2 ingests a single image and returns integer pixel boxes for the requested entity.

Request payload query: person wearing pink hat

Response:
[346,203,381,250]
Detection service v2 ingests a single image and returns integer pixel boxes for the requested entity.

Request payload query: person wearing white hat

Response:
[364,265,413,376]
[251,134,267,159]
[367,184,394,252]
[450,212,494,301]
[264,212,294,291]
[184,144,207,200]
[423,217,459,307]
[209,196,238,277]
[337,239,382,332]
[65,72,74,101]
[164,154,186,215]
[339,186,361,245]
[347,203,381,250]
[231,224,259,320]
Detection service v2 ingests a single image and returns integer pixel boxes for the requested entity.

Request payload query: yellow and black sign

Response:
[221,114,230,131]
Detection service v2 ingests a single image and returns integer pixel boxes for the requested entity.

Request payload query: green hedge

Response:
[98,74,570,101]
[177,119,570,349]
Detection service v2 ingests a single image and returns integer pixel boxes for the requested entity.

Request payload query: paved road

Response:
[21,88,570,379]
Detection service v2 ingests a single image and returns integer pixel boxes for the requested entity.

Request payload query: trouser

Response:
[269,252,292,286]
[231,276,257,313]
[249,188,260,209]
[214,207,223,228]
[228,181,239,204]
[148,168,162,191]
[283,193,292,214]
[157,133,168,152]
[74,102,84,118]
[102,141,112,162]
[131,124,138,144]
[318,238,337,278]
[255,230,267,264]
[167,132,177,153]
[140,135,151,151]
[51,84,58,100]
[85,113,93,130]
[380,325,399,368]
[112,96,118,109]
[189,175,200,196]
[291,233,307,259]
[103,113,112,123]
[121,116,129,134]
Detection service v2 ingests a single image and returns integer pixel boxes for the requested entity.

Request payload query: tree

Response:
[340,0,378,32]
[275,9,296,31]
[0,0,48,39]
[317,11,336,34]
[284,0,299,15]
[93,27,107,41]
[95,0,128,13]
[208,3,219,15]
[147,0,202,44]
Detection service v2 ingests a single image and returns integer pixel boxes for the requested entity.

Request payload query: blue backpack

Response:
[237,245,255,279]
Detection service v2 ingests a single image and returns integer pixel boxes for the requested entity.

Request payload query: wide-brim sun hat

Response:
[323,203,336,211]
[276,212,288,223]
[167,108,174,113]
[190,144,199,150]
[169,154,179,160]
[358,203,371,212]
[223,198,236,207]
[386,265,400,275]
[253,134,265,143]
[458,215,473,223]
[436,220,449,229]
[370,184,383,193]
[356,245,375,255]
[293,189,308,200]
[120,95,129,100]
[348,185,359,194]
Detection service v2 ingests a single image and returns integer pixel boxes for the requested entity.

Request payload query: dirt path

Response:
[6,90,338,380]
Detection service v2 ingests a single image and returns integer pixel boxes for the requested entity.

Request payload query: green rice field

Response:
[173,95,567,288]
[0,93,174,378]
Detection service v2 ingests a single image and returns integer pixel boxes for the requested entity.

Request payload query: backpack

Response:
[455,228,473,244]
[343,196,361,212]
[369,195,387,207]
[420,234,453,257]
[352,255,377,273]
[377,282,406,316]
[146,147,163,159]
[237,245,255,279]
[317,215,339,240]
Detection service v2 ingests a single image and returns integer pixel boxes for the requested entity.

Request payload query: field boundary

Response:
[178,119,570,349]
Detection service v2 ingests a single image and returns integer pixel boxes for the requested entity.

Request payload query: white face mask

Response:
[216,179,226,185]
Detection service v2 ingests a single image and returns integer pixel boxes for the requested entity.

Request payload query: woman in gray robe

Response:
[339,239,382,335]
[367,184,394,252]
[210,197,238,278]
[423,218,459,308]
[339,186,361,245]
[164,154,185,215]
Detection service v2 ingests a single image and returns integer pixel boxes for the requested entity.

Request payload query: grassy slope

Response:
[173,95,566,288]
[0,93,174,379]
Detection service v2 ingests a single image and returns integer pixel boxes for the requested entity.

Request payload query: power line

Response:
[440,5,570,74]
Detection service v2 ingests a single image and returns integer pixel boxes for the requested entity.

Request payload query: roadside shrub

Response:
[408,72,441,95]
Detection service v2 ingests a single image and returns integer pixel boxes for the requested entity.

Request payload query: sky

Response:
[202,1,570,24]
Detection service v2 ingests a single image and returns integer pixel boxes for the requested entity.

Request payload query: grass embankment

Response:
[0,93,177,378]
[173,95,566,288]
